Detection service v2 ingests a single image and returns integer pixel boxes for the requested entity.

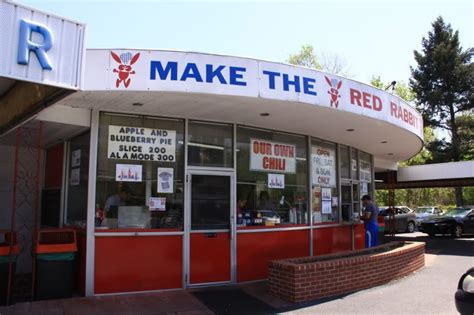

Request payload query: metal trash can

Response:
[0,231,19,306]
[35,229,77,300]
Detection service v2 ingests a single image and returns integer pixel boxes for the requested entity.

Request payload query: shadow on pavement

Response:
[192,287,277,315]
[386,233,474,257]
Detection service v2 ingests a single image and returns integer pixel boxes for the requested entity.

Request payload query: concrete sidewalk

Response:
[0,290,213,315]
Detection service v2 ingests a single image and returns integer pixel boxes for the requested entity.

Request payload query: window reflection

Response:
[188,121,233,168]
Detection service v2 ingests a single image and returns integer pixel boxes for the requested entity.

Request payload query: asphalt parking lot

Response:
[285,232,474,315]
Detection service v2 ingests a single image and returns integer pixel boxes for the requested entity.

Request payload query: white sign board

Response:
[84,49,423,139]
[148,197,166,211]
[71,149,81,167]
[0,1,85,89]
[108,125,176,162]
[70,168,80,186]
[157,167,174,193]
[311,146,336,187]
[250,139,296,174]
[115,164,142,182]
[321,187,332,201]
[268,173,285,189]
[322,201,332,214]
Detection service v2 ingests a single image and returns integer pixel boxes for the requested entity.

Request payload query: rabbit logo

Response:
[111,51,140,88]
[325,76,343,108]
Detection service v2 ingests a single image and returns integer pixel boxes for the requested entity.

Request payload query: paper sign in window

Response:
[149,197,166,211]
[116,164,142,182]
[157,167,174,193]
[322,201,332,214]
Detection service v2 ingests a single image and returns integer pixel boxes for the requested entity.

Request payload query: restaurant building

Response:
[0,0,423,298]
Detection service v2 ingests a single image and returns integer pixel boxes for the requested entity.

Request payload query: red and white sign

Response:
[311,146,336,187]
[250,139,296,174]
[84,49,424,140]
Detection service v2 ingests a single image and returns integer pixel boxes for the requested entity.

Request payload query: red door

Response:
[188,173,232,285]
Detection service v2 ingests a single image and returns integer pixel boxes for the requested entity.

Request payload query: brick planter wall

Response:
[269,241,425,303]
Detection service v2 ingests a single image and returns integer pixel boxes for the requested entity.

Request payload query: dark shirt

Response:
[364,203,379,223]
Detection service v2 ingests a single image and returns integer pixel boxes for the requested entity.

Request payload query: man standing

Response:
[361,195,379,248]
[104,186,131,212]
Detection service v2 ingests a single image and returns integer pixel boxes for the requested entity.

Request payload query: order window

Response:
[95,113,185,230]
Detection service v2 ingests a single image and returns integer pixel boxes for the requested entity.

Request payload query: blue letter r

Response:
[17,19,54,70]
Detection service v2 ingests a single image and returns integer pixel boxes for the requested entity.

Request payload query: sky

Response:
[18,0,473,85]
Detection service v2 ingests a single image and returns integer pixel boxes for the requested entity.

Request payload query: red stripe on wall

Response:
[95,235,183,294]
[313,225,353,255]
[237,229,310,282]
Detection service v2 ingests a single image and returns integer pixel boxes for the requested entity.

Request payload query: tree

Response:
[456,112,474,160]
[370,76,415,103]
[319,52,352,77]
[288,44,322,69]
[287,44,351,76]
[410,16,474,205]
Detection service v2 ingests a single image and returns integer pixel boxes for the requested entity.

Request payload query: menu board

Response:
[311,146,336,187]
[250,139,296,173]
[108,125,176,162]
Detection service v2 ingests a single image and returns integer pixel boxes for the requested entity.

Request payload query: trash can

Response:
[35,229,77,300]
[0,231,19,306]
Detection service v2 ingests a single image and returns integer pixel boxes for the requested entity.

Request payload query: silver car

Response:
[379,206,417,233]
[415,206,444,225]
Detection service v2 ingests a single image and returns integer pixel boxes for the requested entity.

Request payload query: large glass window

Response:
[96,113,185,230]
[359,151,373,204]
[236,127,308,227]
[340,146,350,179]
[341,183,352,222]
[188,121,233,168]
[191,175,230,230]
[311,140,338,224]
[66,131,90,227]
[351,148,358,179]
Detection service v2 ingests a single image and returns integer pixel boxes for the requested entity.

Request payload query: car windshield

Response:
[444,208,470,217]
[415,207,433,214]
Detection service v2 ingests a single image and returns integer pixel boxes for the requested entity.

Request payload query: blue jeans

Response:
[365,221,379,248]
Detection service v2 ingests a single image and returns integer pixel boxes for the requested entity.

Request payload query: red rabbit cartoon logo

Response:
[111,51,140,88]
[325,76,343,108]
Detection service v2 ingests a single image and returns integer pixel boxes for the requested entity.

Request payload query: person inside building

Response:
[104,185,132,214]
[361,194,379,248]
[257,191,276,210]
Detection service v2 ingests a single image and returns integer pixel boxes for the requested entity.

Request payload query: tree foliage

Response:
[376,187,458,209]
[287,44,351,76]
[410,16,474,163]
[456,112,474,160]
[288,44,322,70]
[370,76,415,103]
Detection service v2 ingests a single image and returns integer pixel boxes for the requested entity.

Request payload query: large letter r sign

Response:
[17,19,54,70]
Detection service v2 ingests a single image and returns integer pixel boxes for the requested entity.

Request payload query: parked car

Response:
[455,267,474,314]
[378,206,417,233]
[419,207,474,237]
[415,206,444,225]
